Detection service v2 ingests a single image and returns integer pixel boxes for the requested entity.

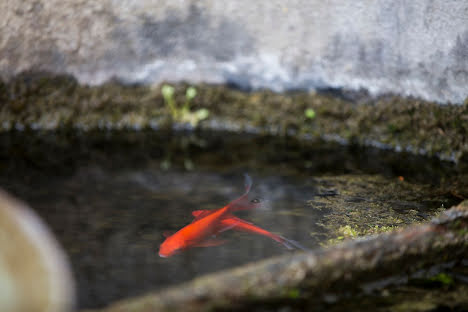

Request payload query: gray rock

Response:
[1,0,467,104]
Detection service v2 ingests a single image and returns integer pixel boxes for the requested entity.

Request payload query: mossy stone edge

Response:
[1,72,467,163]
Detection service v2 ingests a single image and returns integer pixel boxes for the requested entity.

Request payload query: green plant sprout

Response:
[161,84,210,126]
[161,84,176,118]
[183,86,197,113]
[305,108,316,119]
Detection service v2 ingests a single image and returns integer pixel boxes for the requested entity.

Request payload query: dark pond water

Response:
[0,130,462,309]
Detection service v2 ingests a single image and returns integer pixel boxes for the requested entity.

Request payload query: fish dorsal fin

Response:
[243,173,253,193]
[163,231,174,238]
[192,210,208,217]
[225,174,253,211]
[191,209,211,223]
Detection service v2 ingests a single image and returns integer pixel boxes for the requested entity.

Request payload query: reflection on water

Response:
[0,130,461,309]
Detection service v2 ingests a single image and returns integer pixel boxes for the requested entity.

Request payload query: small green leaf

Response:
[429,273,453,285]
[195,108,210,120]
[184,159,194,171]
[287,289,300,299]
[186,87,197,100]
[160,159,171,170]
[305,108,316,119]
[161,84,175,100]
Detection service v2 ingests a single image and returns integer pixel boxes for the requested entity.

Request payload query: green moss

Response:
[286,288,300,299]
[429,273,454,286]
[310,174,454,246]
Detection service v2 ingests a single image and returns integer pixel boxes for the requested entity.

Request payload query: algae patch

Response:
[307,175,451,245]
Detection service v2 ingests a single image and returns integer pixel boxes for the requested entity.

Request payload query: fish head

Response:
[228,197,264,212]
[158,235,184,258]
[249,198,263,208]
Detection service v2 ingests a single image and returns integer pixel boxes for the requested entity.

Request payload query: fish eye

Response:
[250,198,262,203]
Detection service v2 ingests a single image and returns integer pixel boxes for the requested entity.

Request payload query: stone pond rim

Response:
[2,1,467,309]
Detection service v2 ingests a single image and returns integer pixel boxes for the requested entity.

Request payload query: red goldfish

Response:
[158,175,303,257]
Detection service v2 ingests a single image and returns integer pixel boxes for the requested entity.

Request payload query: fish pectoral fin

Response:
[162,231,174,238]
[225,216,254,225]
[218,219,242,233]
[192,238,227,247]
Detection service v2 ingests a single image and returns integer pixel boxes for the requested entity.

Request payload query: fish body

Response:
[159,205,232,257]
[158,174,254,257]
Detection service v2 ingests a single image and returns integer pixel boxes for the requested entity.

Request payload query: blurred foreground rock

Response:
[0,189,75,312]
[88,201,468,312]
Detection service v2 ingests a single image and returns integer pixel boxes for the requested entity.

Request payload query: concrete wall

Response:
[1,0,467,104]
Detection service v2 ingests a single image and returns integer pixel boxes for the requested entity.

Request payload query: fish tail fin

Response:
[278,235,309,252]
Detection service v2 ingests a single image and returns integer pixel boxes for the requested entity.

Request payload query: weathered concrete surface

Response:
[85,201,468,312]
[0,189,75,312]
[1,0,468,104]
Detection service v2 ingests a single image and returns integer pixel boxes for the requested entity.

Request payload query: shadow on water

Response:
[0,130,463,309]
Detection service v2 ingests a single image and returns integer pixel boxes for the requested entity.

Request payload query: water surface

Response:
[0,130,461,309]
